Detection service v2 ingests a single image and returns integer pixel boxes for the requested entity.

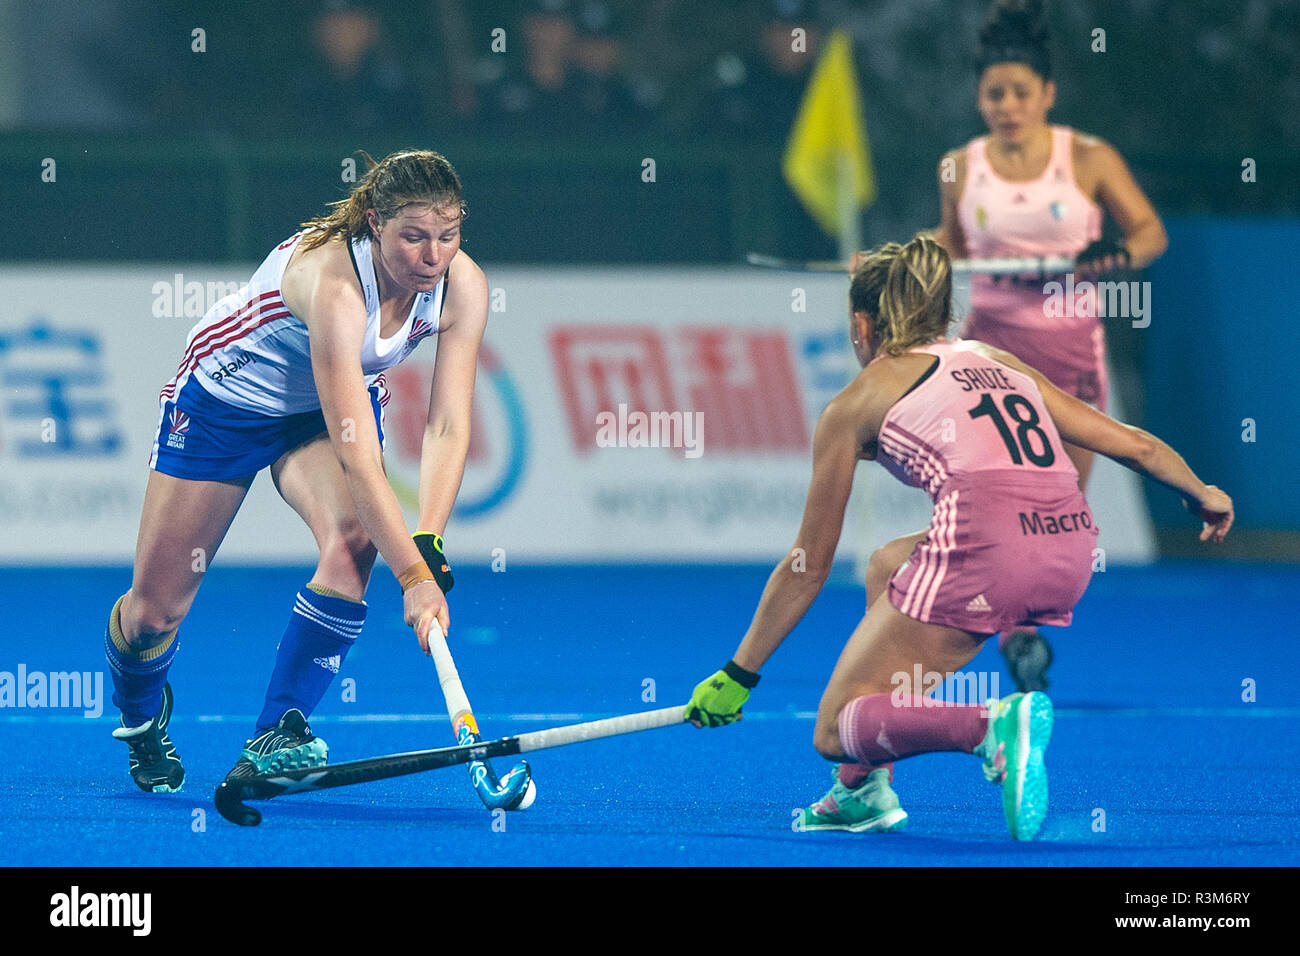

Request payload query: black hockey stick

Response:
[213,704,687,826]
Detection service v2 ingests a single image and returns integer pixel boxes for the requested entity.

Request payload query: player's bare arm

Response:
[286,247,449,644]
[731,383,871,673]
[1075,134,1168,269]
[970,341,1232,541]
[416,250,488,535]
[929,148,969,256]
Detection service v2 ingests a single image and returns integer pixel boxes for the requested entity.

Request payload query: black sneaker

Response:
[112,682,185,793]
[1002,629,1054,693]
[225,709,328,781]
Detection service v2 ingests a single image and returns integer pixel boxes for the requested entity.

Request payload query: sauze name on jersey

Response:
[950,366,1018,391]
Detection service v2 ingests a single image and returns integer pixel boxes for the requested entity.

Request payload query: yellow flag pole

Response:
[837,149,862,264]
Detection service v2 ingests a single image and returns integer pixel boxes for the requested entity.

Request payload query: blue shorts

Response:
[149,377,386,481]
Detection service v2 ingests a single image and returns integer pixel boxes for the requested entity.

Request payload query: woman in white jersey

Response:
[104,150,484,794]
[931,0,1168,691]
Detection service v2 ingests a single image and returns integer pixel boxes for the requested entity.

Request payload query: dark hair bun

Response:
[977,0,1051,80]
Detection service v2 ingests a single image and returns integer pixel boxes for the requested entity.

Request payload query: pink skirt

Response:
[888,474,1098,635]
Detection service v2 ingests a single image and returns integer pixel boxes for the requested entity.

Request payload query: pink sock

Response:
[838,694,987,765]
[837,761,892,787]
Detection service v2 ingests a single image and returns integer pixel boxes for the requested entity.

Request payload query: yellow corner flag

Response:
[782,29,876,239]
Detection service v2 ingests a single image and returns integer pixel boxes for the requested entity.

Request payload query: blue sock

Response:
[256,586,364,733]
[104,597,177,727]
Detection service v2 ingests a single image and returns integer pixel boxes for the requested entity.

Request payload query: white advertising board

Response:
[0,265,1153,566]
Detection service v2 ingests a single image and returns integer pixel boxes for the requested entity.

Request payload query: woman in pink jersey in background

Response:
[932,0,1169,691]
[685,235,1230,840]
[104,150,484,795]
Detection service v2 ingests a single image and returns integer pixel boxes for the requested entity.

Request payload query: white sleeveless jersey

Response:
[160,232,445,416]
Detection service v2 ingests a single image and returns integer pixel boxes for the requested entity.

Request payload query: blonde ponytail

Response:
[849,235,953,355]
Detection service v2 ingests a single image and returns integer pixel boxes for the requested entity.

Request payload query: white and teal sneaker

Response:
[796,767,909,833]
[224,709,328,782]
[975,692,1054,840]
[112,682,184,793]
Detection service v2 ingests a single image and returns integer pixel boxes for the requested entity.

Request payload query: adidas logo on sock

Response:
[313,655,341,674]
[966,593,992,613]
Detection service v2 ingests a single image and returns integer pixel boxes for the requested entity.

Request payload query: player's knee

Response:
[812,720,843,762]
[323,517,375,564]
[865,546,898,600]
[125,602,184,648]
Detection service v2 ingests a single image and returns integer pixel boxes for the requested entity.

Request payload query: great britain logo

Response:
[408,316,435,345]
[166,408,189,450]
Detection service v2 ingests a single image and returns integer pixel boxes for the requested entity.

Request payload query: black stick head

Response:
[214,780,262,827]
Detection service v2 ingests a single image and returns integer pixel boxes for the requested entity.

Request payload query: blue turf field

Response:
[1,562,1297,866]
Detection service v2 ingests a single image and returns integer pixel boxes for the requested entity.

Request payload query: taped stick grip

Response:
[426,619,473,725]
[515,705,688,753]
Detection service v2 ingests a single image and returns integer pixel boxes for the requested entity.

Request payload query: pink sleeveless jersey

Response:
[958,125,1102,331]
[875,339,1097,633]
[874,339,1078,498]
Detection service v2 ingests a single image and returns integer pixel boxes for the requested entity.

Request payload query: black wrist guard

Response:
[1075,237,1131,271]
[723,659,761,689]
[413,532,455,594]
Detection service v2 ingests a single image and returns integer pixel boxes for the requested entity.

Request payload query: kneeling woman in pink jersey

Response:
[685,235,1231,840]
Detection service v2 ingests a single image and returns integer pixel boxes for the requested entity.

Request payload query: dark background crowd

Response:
[4,0,1297,262]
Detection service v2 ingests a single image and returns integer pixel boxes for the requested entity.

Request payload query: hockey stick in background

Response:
[213,704,689,826]
[745,251,1077,275]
